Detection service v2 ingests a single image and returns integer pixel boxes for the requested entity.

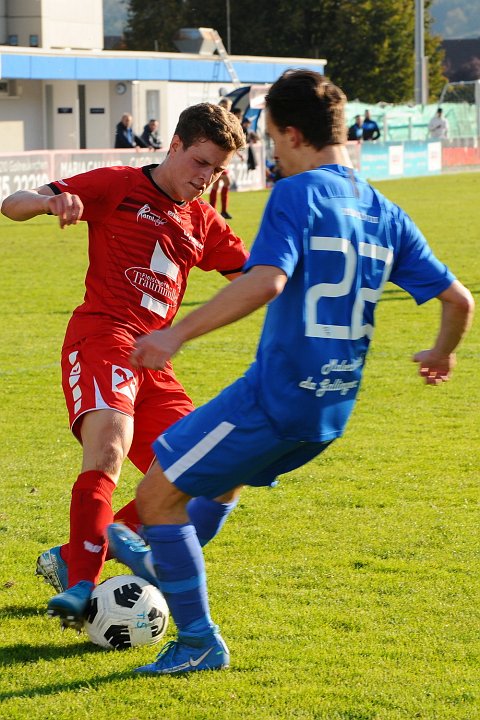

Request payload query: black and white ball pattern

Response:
[84,575,169,650]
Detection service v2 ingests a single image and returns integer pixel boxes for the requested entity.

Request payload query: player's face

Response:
[266,111,297,177]
[167,136,234,201]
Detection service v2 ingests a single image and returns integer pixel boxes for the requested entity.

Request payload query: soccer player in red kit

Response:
[1,103,247,628]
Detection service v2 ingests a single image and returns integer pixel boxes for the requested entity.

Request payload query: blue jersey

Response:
[243,165,455,442]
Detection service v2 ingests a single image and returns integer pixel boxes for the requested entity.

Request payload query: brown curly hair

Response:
[174,103,245,152]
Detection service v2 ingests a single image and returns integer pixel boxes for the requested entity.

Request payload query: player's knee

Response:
[80,411,133,478]
[136,464,189,524]
[86,437,126,478]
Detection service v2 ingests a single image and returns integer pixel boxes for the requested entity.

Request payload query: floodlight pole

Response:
[475,80,480,139]
[414,0,428,104]
[226,0,231,54]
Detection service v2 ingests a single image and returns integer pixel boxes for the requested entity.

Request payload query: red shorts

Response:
[61,328,194,474]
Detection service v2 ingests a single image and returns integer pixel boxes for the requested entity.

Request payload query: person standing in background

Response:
[209,97,234,219]
[362,109,381,141]
[348,114,363,141]
[428,108,449,139]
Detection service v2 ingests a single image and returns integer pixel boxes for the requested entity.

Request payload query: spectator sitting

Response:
[114,113,148,149]
[141,119,163,150]
[347,115,363,141]
[362,109,381,141]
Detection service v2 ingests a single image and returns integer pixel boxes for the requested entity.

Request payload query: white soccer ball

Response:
[84,575,169,650]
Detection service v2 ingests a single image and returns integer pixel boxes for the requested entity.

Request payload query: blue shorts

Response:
[152,376,332,499]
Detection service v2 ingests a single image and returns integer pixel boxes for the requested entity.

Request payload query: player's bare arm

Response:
[223,271,244,281]
[131,265,288,370]
[1,184,83,228]
[413,279,474,385]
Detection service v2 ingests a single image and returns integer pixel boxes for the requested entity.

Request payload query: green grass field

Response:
[0,173,479,720]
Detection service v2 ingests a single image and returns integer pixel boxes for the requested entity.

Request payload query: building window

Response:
[8,35,18,46]
[29,34,39,47]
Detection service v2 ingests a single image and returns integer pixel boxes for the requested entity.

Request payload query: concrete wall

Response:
[0,79,43,151]
[0,77,238,151]
[42,0,103,50]
[44,80,78,149]
[1,0,103,49]
[84,81,111,149]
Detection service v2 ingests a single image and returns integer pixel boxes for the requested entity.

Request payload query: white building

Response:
[0,0,326,152]
[0,0,103,50]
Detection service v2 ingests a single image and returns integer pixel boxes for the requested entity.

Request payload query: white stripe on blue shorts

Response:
[163,421,235,483]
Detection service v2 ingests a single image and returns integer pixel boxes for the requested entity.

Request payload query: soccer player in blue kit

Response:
[109,70,474,675]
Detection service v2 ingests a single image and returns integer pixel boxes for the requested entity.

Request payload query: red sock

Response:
[113,499,142,532]
[58,497,141,565]
[67,470,116,587]
[209,186,218,208]
[221,186,228,213]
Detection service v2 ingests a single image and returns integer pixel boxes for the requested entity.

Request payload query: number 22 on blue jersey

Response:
[305,236,393,340]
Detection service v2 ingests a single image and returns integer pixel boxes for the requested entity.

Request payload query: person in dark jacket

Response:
[114,113,148,149]
[141,119,163,150]
[348,114,363,141]
[362,109,381,141]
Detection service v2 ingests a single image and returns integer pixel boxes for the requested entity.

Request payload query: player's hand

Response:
[44,192,84,229]
[412,349,456,385]
[130,329,183,370]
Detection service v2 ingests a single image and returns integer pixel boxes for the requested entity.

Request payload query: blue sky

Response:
[430,0,480,39]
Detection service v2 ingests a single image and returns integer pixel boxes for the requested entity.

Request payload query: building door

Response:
[78,84,86,149]
[45,84,54,149]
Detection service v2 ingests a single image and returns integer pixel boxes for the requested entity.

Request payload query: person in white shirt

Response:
[428,108,449,139]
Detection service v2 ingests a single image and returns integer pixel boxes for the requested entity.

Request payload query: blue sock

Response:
[187,496,239,546]
[144,523,214,637]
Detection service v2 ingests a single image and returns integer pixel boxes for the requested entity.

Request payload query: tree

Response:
[123,0,188,52]
[123,0,445,103]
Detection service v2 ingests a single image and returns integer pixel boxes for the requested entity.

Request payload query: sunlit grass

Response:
[0,174,479,720]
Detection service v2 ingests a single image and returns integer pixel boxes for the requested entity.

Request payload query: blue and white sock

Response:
[187,496,239,546]
[144,523,214,637]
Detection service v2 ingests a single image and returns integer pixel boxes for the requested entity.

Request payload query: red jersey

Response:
[50,164,248,341]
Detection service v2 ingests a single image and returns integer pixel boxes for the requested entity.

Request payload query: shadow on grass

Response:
[0,604,45,619]
[0,604,108,672]
[0,669,136,702]
[378,288,411,302]
[0,639,101,667]
[0,654,238,703]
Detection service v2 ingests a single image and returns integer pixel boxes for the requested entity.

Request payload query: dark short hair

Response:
[174,103,245,152]
[266,70,347,149]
